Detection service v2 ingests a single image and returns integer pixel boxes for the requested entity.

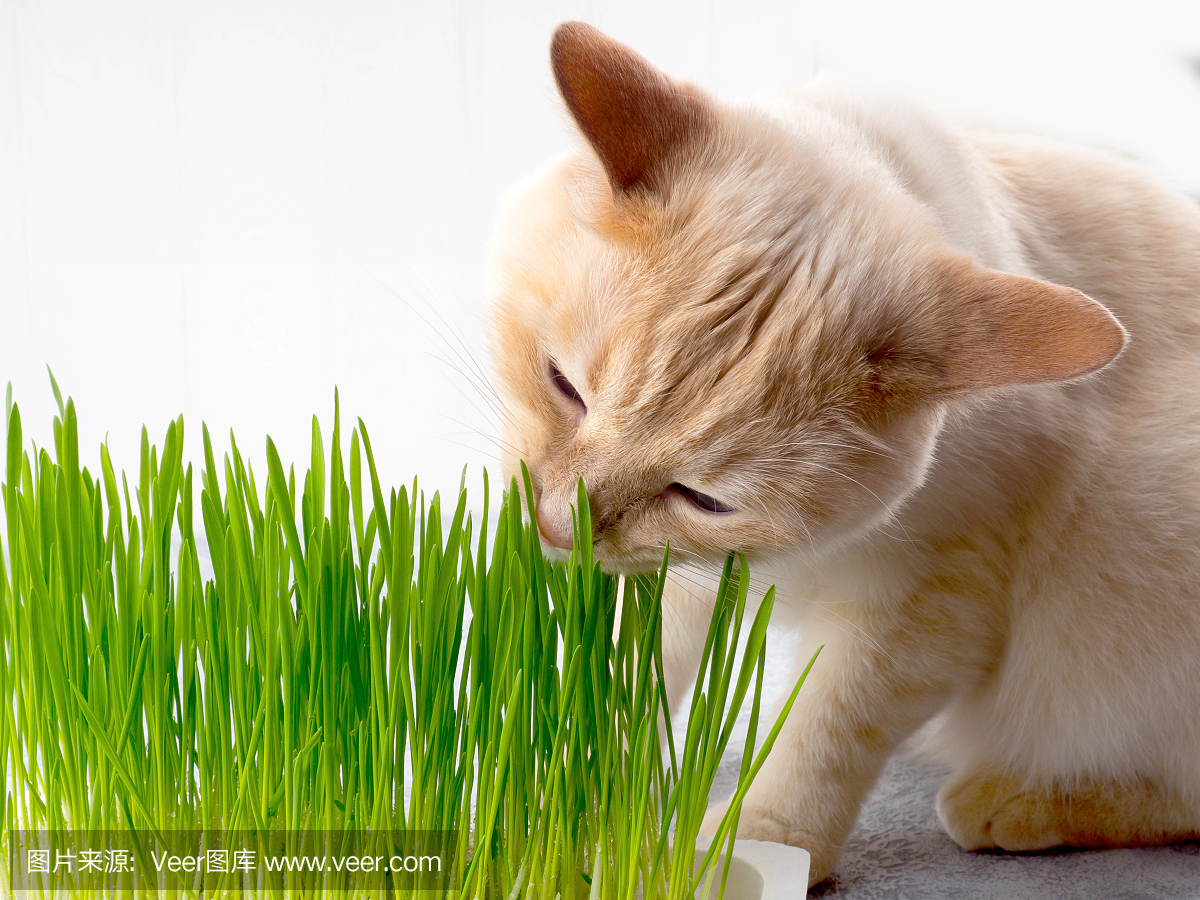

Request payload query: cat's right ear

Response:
[928,257,1129,393]
[550,22,713,193]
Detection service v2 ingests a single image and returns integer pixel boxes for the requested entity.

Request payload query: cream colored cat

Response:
[486,22,1200,886]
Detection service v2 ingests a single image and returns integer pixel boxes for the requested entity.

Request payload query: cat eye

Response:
[670,483,736,514]
[549,360,586,412]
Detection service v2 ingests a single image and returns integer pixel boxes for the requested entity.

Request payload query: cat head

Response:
[486,22,1126,574]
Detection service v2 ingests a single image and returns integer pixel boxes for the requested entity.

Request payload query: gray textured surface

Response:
[711,754,1200,899]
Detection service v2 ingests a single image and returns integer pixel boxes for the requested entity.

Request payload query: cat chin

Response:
[535,538,574,566]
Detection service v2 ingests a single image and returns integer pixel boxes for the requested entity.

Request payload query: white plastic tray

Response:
[692,835,811,899]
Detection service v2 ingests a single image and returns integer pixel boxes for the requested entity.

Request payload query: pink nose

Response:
[536,505,573,550]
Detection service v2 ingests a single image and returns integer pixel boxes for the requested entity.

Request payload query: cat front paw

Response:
[936,767,1063,852]
[701,800,837,886]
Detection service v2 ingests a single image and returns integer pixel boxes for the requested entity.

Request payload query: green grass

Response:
[0,380,816,898]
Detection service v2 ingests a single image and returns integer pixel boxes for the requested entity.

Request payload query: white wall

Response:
[3,0,1198,507]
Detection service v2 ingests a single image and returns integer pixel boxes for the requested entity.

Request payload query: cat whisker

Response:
[362,265,518,430]
[425,349,518,432]
[422,409,528,462]
[806,604,897,664]
[794,459,917,545]
[362,262,497,391]
[738,483,821,559]
[657,547,776,595]
[659,551,777,597]
[432,435,506,466]
[422,339,518,431]
[764,437,900,461]
[440,431,517,464]
[662,569,731,610]
[423,352,497,410]
[795,442,900,462]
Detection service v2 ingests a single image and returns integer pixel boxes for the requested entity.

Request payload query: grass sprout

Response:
[0,382,817,897]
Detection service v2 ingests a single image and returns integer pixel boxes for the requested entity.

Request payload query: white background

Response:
[3,0,1199,506]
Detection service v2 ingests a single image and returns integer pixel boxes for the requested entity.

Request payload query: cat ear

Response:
[550,22,712,192]
[932,259,1128,391]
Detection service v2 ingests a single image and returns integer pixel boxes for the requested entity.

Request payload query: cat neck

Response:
[770,80,1032,274]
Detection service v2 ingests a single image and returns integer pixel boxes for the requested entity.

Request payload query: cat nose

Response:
[536,504,574,550]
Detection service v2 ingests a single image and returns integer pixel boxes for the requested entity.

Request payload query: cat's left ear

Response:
[550,22,713,193]
[928,258,1128,392]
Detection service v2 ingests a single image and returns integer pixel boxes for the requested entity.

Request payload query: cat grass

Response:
[0,379,815,898]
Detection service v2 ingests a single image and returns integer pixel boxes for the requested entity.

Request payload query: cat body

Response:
[487,23,1200,885]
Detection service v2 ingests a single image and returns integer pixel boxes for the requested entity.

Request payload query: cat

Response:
[486,21,1200,886]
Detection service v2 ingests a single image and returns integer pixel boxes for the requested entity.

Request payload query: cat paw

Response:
[937,768,1064,852]
[701,801,837,886]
